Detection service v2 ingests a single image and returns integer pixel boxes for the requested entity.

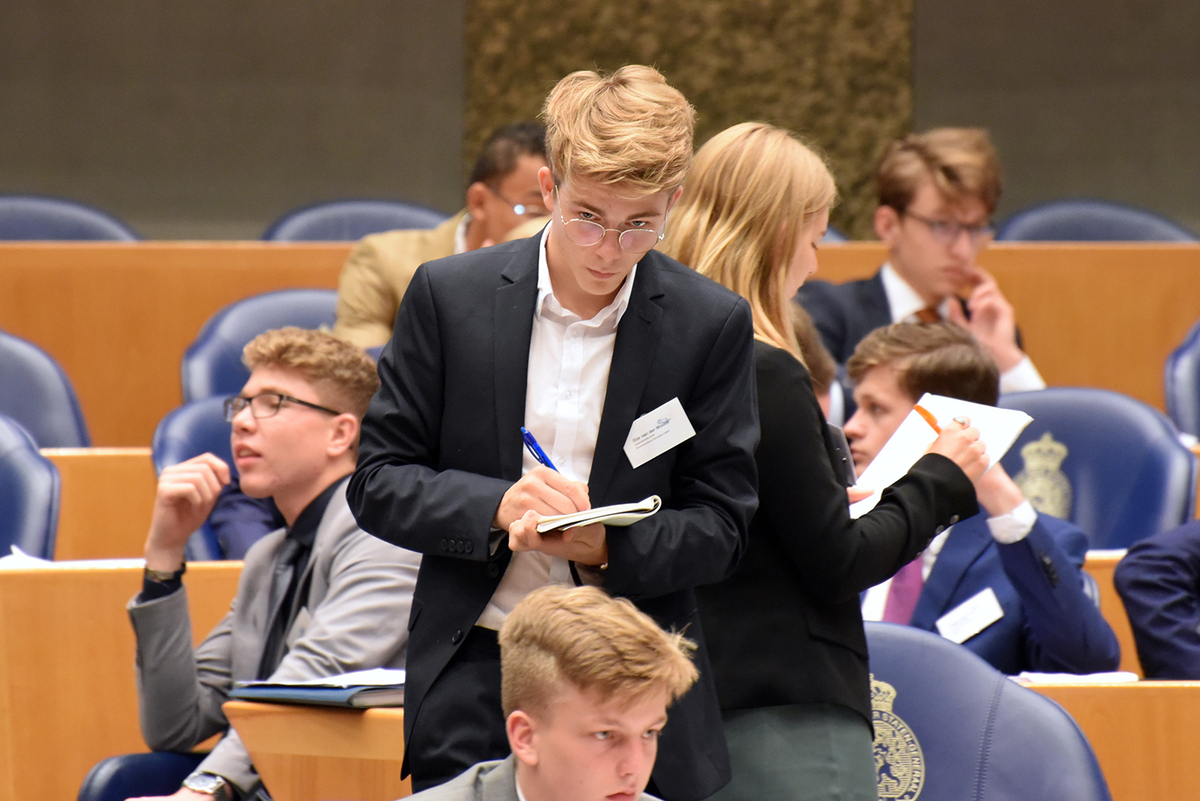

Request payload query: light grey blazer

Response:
[127,478,421,796]
[405,755,662,801]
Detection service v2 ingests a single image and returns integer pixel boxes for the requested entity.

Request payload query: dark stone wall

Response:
[465,0,914,239]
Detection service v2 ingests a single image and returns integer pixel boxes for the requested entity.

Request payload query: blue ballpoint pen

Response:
[521,427,558,472]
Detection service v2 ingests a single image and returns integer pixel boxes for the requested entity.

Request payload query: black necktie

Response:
[257,537,305,679]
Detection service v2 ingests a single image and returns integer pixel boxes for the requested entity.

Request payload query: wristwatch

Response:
[182,772,233,801]
[144,562,187,583]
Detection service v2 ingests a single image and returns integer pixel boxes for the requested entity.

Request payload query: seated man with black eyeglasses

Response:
[799,127,1045,398]
[122,327,421,801]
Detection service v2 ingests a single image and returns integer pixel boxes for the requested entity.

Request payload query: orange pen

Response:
[914,404,941,434]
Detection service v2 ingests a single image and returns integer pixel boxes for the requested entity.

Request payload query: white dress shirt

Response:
[477,227,637,630]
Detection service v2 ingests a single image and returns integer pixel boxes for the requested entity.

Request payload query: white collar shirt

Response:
[477,226,638,629]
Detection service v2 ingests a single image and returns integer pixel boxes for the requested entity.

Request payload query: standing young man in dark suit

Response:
[348,66,758,800]
[799,128,1045,396]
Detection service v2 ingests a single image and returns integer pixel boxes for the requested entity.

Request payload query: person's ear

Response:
[537,166,556,212]
[326,414,359,458]
[875,204,901,245]
[507,710,539,767]
[466,181,490,220]
[665,185,683,213]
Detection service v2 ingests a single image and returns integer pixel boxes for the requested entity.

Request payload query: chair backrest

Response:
[865,622,1111,801]
[0,413,60,559]
[999,387,1197,548]
[261,198,449,241]
[0,194,139,241]
[78,752,205,801]
[151,397,231,560]
[1164,317,1200,437]
[996,199,1197,241]
[181,288,338,403]
[0,328,91,447]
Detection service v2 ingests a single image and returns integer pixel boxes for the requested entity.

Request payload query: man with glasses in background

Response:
[348,66,758,800]
[333,121,550,349]
[123,327,420,801]
[800,127,1045,396]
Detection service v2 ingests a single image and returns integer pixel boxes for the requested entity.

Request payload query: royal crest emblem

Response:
[1013,432,1072,519]
[872,675,924,800]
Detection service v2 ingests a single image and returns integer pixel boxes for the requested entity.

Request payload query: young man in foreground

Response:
[348,65,757,798]
[405,585,698,801]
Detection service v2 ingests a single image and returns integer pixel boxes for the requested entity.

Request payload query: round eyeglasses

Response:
[223,392,341,422]
[903,210,994,248]
[555,188,666,253]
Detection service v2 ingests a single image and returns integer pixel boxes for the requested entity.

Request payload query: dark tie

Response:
[915,306,941,324]
[882,557,924,624]
[257,537,305,679]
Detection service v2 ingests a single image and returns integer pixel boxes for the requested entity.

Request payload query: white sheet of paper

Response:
[623,397,696,469]
[849,393,1033,518]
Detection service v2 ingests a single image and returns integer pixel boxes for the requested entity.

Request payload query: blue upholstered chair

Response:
[865,622,1111,801]
[77,752,205,801]
[1164,317,1200,438]
[181,289,338,403]
[0,413,60,559]
[999,388,1197,548]
[0,328,90,447]
[996,199,1197,241]
[0,194,138,240]
[820,224,847,243]
[152,398,231,560]
[261,198,449,241]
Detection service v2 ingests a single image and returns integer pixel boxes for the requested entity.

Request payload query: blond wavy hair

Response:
[664,122,836,360]
[542,65,696,195]
[499,585,698,718]
[243,327,379,420]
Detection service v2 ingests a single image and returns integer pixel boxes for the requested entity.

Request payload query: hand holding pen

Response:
[918,405,989,481]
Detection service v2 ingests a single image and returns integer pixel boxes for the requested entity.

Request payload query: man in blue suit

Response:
[843,322,1119,674]
[799,128,1045,399]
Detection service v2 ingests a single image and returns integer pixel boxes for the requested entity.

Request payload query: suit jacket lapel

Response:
[494,241,540,481]
[588,257,665,503]
[910,517,992,628]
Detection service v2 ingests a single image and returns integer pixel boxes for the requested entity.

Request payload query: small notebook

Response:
[536,495,662,533]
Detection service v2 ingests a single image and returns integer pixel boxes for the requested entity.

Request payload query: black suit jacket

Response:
[696,343,977,725]
[347,235,759,801]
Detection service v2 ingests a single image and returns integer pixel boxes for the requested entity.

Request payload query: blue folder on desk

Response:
[231,667,405,708]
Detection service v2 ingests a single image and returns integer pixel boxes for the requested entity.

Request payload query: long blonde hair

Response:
[663,122,836,359]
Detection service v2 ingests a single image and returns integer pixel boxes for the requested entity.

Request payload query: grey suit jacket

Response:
[406,756,662,801]
[127,478,422,797]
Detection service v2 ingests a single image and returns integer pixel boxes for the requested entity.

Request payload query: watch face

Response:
[184,773,228,796]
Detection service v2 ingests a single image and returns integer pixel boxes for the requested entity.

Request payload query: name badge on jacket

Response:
[935,586,1004,644]
[624,397,695,469]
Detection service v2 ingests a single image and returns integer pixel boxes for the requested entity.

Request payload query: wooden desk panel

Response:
[42,447,157,560]
[1083,550,1141,676]
[3,242,1200,446]
[223,701,409,801]
[0,561,242,801]
[0,242,350,447]
[1027,680,1200,801]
